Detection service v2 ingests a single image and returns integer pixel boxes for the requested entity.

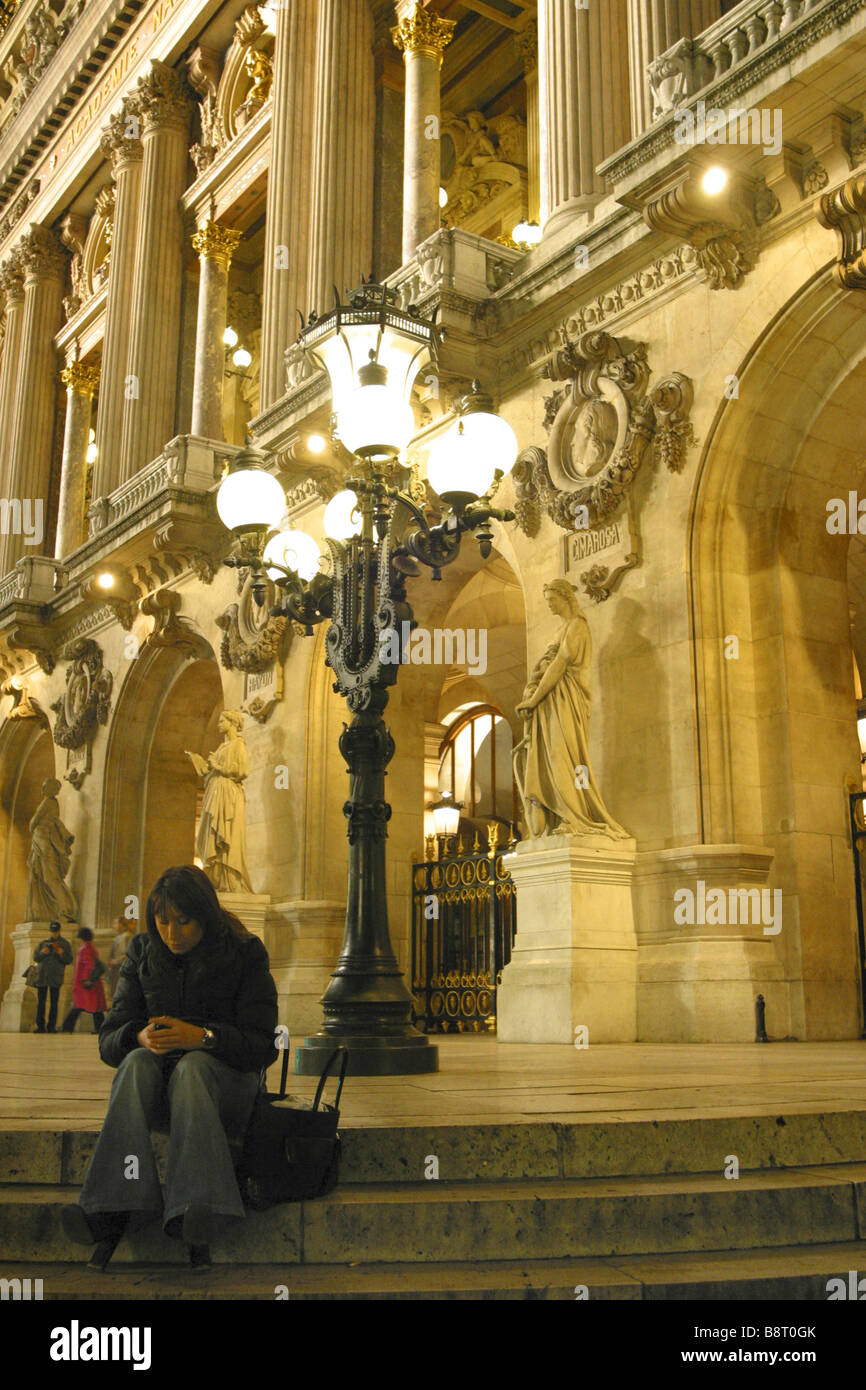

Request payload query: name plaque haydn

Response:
[242,664,283,724]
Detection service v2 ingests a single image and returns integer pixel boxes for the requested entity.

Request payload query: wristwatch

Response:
[200,1026,217,1051]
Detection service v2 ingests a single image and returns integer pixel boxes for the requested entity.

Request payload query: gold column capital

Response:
[191,219,244,268]
[515,18,538,72]
[392,2,455,63]
[61,361,101,396]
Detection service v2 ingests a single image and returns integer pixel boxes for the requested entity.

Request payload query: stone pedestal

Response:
[497,835,638,1044]
[218,892,272,944]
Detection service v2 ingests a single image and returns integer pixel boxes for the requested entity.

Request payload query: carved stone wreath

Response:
[216,572,290,673]
[512,330,695,539]
[51,638,113,749]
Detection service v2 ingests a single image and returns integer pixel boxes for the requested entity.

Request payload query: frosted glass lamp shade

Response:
[216,466,285,533]
[324,489,363,540]
[337,383,416,458]
[431,794,461,836]
[427,404,519,501]
[263,529,321,582]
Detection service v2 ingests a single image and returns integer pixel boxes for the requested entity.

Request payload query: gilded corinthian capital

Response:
[392,2,455,62]
[191,220,244,268]
[0,253,25,305]
[61,361,100,396]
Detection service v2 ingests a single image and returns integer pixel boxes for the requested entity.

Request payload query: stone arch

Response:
[0,711,55,997]
[97,642,223,926]
[689,265,866,1037]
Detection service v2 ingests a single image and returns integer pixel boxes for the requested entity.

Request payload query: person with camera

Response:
[31,920,73,1034]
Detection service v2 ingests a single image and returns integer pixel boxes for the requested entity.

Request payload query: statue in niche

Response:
[515,580,629,840]
[186,710,254,893]
[25,777,78,921]
[244,48,272,106]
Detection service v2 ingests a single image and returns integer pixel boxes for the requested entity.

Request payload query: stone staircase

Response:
[1,1111,865,1299]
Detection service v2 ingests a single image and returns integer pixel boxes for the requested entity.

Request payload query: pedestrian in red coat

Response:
[61,928,107,1034]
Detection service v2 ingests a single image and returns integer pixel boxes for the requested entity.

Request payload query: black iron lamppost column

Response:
[216,282,518,1075]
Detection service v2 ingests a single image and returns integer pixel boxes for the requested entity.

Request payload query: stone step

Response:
[0,1240,863,1299]
[1,1164,862,1265]
[4,1109,866,1186]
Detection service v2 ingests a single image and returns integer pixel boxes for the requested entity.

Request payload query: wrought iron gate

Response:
[848,792,866,1031]
[411,838,517,1033]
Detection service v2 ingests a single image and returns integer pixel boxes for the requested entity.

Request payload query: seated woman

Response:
[61,864,278,1271]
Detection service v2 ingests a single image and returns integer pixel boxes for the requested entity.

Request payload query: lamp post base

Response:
[294,1030,439,1076]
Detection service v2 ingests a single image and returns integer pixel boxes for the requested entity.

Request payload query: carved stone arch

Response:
[215,4,274,146]
[0,710,55,1000]
[81,184,114,300]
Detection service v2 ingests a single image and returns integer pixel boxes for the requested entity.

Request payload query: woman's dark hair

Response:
[76,927,93,942]
[145,865,251,969]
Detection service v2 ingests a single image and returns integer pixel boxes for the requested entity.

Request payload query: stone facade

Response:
[0,0,864,1044]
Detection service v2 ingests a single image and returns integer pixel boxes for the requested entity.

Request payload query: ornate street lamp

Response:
[216,280,517,1075]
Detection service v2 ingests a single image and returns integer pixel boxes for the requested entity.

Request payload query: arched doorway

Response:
[690,266,866,1039]
[0,711,56,999]
[98,643,223,925]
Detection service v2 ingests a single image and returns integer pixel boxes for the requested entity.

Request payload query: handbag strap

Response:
[312,1047,349,1112]
[278,1036,291,1101]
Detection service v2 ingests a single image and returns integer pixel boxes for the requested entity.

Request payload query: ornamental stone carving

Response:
[513,330,695,538]
[100,101,144,169]
[191,220,243,267]
[139,588,205,657]
[640,167,767,290]
[17,224,66,281]
[217,572,290,673]
[59,213,86,318]
[50,639,113,750]
[818,173,866,291]
[129,61,193,134]
[440,110,527,227]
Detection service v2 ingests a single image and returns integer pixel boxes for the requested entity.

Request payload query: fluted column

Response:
[190,221,242,439]
[55,362,100,559]
[516,20,540,224]
[260,0,318,410]
[0,257,25,577]
[96,99,143,497]
[5,226,66,568]
[628,0,721,136]
[119,62,191,483]
[538,0,631,237]
[307,0,375,314]
[392,2,454,267]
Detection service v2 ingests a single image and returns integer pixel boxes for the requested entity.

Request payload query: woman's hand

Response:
[516,700,535,719]
[137,1017,205,1052]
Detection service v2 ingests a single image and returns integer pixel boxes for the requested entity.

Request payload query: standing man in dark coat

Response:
[32,920,73,1033]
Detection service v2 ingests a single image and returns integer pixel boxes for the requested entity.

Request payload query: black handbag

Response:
[238,1045,348,1210]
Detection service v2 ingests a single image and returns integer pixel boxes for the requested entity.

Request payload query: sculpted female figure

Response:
[186,711,254,893]
[26,777,78,921]
[515,580,628,840]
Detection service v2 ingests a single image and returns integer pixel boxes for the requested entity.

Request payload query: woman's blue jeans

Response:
[78,1048,259,1229]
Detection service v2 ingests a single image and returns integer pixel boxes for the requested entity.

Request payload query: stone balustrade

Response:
[647,0,844,120]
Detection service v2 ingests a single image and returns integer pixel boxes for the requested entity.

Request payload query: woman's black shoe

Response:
[88,1236,123,1273]
[182,1203,214,1246]
[188,1243,212,1270]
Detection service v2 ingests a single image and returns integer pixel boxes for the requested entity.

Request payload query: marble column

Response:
[515,20,540,224]
[5,225,66,568]
[0,256,25,577]
[96,99,143,498]
[307,0,375,316]
[260,0,318,410]
[55,362,100,559]
[627,0,721,136]
[392,1,455,267]
[119,62,191,483]
[538,0,631,237]
[190,221,243,440]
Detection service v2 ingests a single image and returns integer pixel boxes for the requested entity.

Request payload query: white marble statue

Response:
[186,709,254,893]
[515,579,629,840]
[25,777,78,921]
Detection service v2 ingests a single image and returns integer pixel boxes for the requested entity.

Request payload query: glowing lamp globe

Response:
[324,489,363,541]
[426,383,519,505]
[216,452,286,535]
[513,219,542,248]
[263,529,321,582]
[430,793,461,837]
[337,374,416,459]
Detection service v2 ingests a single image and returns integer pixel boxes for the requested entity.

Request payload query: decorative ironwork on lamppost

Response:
[216,280,518,1076]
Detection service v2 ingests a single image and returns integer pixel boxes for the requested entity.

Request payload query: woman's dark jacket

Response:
[99,931,278,1074]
